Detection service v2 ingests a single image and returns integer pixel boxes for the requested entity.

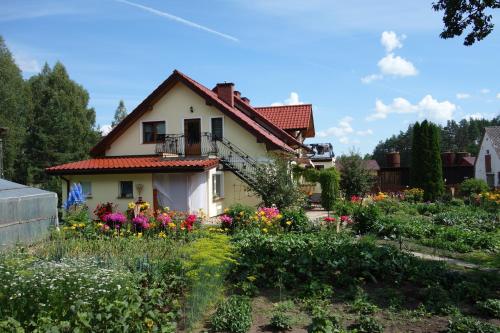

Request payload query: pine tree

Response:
[410,122,422,187]
[24,62,100,193]
[0,36,30,182]
[111,100,127,128]
[427,124,444,201]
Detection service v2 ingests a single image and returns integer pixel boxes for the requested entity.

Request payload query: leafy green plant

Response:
[280,208,312,232]
[270,301,295,331]
[337,151,375,198]
[349,292,379,315]
[447,315,499,333]
[224,203,256,232]
[460,178,489,197]
[477,299,500,319]
[211,295,252,333]
[308,305,342,333]
[351,316,384,333]
[352,204,381,234]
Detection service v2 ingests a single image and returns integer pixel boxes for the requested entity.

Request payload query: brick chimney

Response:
[234,90,241,98]
[241,97,250,104]
[215,82,234,107]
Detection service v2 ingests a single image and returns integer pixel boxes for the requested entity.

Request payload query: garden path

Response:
[408,251,497,272]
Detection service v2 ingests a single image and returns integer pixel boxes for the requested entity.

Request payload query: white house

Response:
[46,70,315,217]
[475,126,500,188]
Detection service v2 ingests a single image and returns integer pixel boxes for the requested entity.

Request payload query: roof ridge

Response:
[254,104,312,109]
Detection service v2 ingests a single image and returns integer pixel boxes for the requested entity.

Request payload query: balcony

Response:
[155,132,218,157]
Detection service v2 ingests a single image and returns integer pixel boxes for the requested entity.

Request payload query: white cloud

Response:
[100,124,112,136]
[378,53,418,77]
[497,93,500,99]
[271,92,304,106]
[456,93,470,100]
[356,129,373,136]
[381,31,405,53]
[13,53,41,73]
[367,95,456,122]
[114,0,239,42]
[361,74,383,84]
[317,117,373,144]
[480,88,490,94]
[361,31,417,83]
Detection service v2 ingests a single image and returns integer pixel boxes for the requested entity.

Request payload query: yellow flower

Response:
[158,231,166,238]
[78,223,85,228]
[164,206,170,211]
[137,232,143,238]
[286,220,292,226]
[128,202,136,209]
[145,318,154,329]
[276,214,282,219]
[262,228,268,233]
[247,275,256,282]
[168,222,176,228]
[239,211,244,216]
[224,208,229,213]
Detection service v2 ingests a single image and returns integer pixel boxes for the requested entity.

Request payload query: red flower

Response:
[324,217,336,223]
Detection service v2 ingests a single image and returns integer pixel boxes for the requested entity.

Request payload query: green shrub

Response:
[270,301,295,331]
[433,207,497,232]
[308,305,341,333]
[421,284,455,315]
[351,316,384,333]
[280,208,312,232]
[319,168,340,211]
[447,315,499,333]
[211,295,252,333]
[350,292,379,315]
[460,179,490,197]
[224,204,257,232]
[477,299,500,319]
[352,204,381,234]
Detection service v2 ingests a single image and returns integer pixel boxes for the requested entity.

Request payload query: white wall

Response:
[475,133,500,186]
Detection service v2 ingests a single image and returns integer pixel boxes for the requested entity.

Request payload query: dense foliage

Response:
[411,121,445,201]
[319,168,340,211]
[433,0,500,46]
[210,295,252,333]
[251,154,306,210]
[0,37,100,194]
[337,152,374,198]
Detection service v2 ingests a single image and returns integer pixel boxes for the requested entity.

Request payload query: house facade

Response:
[46,70,315,217]
[475,126,500,188]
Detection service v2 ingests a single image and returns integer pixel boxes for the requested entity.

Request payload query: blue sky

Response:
[1,0,499,155]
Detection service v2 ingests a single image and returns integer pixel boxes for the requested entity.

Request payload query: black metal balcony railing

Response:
[155,133,263,193]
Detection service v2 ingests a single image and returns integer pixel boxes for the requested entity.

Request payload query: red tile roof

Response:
[254,104,315,137]
[46,156,219,174]
[459,156,476,167]
[91,70,304,156]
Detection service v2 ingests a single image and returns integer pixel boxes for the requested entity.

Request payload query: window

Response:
[212,172,224,199]
[119,181,134,198]
[80,181,92,198]
[485,154,492,173]
[142,121,165,143]
[315,165,325,171]
[211,117,223,140]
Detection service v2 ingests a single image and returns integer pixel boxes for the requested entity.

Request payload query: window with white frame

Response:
[80,181,92,198]
[212,172,224,199]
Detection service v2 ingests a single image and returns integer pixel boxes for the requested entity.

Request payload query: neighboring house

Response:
[475,126,500,188]
[46,70,314,217]
[303,143,335,200]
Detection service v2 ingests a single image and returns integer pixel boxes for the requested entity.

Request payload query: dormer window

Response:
[143,121,165,143]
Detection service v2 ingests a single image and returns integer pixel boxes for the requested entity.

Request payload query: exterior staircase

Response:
[155,133,262,193]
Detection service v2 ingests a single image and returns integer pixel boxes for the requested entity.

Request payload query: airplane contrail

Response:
[114,0,239,42]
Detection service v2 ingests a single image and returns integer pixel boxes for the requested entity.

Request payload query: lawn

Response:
[0,196,499,333]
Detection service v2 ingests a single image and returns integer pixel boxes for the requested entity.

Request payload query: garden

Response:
[0,177,499,333]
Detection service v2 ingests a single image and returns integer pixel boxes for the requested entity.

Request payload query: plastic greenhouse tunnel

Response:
[0,179,58,248]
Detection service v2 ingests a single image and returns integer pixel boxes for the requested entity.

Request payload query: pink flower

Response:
[324,217,336,223]
[220,214,233,227]
[186,214,197,224]
[132,214,150,230]
[103,212,127,225]
[341,215,353,224]
[157,213,172,226]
